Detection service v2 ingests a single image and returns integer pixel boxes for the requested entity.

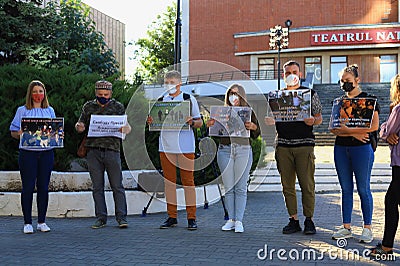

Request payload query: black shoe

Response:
[187,219,197,230]
[369,243,394,259]
[91,219,106,229]
[160,217,177,229]
[282,217,302,234]
[303,217,316,235]
[117,218,128,228]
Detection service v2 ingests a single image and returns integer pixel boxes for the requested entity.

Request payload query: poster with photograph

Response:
[267,89,311,122]
[148,101,191,131]
[88,115,128,139]
[20,117,64,149]
[209,106,252,138]
[329,97,377,128]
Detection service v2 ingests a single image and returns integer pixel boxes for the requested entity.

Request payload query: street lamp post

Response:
[174,0,182,67]
[269,20,292,90]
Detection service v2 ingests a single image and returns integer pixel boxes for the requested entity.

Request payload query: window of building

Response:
[330,56,347,83]
[380,55,397,82]
[258,58,275,79]
[305,57,322,84]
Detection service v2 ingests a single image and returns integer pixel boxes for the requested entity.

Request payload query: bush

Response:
[0,64,266,175]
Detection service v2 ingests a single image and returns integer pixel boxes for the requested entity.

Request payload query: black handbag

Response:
[369,131,378,152]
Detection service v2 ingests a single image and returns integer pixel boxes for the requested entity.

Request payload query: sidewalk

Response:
[0,191,398,265]
[0,146,398,265]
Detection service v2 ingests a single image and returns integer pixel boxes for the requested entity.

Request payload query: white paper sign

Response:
[88,115,127,139]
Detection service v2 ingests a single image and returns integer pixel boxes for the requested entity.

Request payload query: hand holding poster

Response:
[329,97,376,128]
[20,117,64,149]
[267,89,312,122]
[148,101,190,131]
[88,115,127,139]
[209,106,251,138]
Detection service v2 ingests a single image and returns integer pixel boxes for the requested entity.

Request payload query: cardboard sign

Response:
[20,117,64,149]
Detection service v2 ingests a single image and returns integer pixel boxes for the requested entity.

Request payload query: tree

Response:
[48,0,119,77]
[133,3,175,82]
[0,0,119,78]
[0,0,48,64]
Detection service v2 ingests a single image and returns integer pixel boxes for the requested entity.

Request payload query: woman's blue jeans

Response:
[19,149,54,224]
[217,144,252,222]
[334,144,374,225]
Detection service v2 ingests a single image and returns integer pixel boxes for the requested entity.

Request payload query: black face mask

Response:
[341,82,355,92]
[96,96,110,105]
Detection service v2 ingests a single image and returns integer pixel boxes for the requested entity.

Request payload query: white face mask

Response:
[168,88,177,94]
[229,94,239,105]
[164,84,177,94]
[284,74,300,87]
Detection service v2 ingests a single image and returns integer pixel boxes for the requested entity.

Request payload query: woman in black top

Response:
[330,64,380,243]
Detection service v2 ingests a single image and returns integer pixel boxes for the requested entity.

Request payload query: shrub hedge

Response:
[0,64,266,184]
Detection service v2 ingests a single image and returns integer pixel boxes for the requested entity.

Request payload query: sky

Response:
[82,0,175,80]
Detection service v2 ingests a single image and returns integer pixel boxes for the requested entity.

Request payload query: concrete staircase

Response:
[313,83,391,146]
[249,162,391,192]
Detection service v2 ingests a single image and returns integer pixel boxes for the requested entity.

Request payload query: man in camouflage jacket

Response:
[75,80,131,229]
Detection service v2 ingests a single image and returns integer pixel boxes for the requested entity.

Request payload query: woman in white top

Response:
[10,80,56,234]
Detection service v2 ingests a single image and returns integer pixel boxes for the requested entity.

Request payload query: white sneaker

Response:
[221,219,235,231]
[37,223,51,232]
[332,226,352,239]
[234,221,244,233]
[359,227,373,243]
[23,224,33,234]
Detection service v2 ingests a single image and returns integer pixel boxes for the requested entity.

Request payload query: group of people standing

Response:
[265,60,398,258]
[8,62,400,258]
[10,80,132,233]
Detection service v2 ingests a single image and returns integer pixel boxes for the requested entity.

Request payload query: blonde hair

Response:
[224,83,249,107]
[25,80,50,109]
[390,74,400,108]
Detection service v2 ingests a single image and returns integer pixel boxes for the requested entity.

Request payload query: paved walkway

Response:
[1,190,399,265]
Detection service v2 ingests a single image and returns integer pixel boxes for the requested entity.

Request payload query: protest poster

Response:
[209,106,252,138]
[329,97,376,128]
[148,101,190,131]
[267,89,311,122]
[88,115,127,139]
[20,117,64,149]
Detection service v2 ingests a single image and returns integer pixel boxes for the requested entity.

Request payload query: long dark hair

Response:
[224,83,249,107]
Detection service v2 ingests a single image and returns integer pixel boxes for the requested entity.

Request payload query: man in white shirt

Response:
[147,70,202,230]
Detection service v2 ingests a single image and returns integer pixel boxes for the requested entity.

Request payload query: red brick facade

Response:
[187,0,399,83]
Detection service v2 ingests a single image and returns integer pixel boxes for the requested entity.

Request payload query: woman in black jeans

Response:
[370,74,400,258]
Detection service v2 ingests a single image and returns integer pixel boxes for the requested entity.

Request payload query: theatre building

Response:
[181,0,400,85]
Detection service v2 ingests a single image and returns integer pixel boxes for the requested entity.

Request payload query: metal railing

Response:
[145,70,315,87]
[181,70,277,84]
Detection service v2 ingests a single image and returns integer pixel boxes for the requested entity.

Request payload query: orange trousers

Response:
[159,152,196,219]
